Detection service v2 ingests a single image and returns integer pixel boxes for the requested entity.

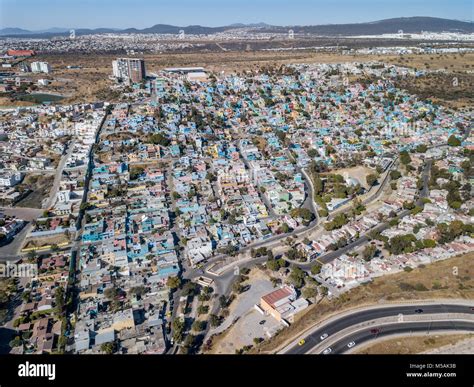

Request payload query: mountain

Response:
[271,17,474,35]
[0,27,32,35]
[36,27,70,34]
[0,17,472,37]
[228,22,271,28]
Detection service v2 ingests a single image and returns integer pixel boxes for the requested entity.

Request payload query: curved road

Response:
[328,320,474,354]
[285,303,474,354]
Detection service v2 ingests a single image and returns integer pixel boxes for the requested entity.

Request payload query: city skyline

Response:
[1,0,472,30]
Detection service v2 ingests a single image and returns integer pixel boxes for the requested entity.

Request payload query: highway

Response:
[284,303,474,354]
[328,320,474,354]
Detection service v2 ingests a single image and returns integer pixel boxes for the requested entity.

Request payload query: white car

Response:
[323,347,332,355]
[347,341,356,348]
[320,333,329,340]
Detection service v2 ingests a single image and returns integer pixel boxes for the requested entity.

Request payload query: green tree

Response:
[167,276,181,290]
[400,150,412,165]
[362,244,377,261]
[209,314,221,328]
[172,319,185,343]
[447,135,461,147]
[288,267,305,288]
[310,264,321,275]
[390,170,402,180]
[366,173,378,187]
[192,320,207,331]
[197,305,209,315]
[302,286,317,299]
[101,342,115,354]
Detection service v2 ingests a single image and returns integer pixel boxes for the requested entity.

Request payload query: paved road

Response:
[0,207,43,221]
[329,320,474,354]
[44,139,76,209]
[285,303,474,354]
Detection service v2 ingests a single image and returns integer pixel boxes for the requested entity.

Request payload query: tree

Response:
[101,342,115,354]
[9,336,22,348]
[423,239,436,248]
[385,234,417,255]
[307,148,318,158]
[313,175,324,196]
[266,259,280,271]
[104,286,119,301]
[288,267,305,289]
[130,286,146,298]
[167,276,181,290]
[415,144,428,153]
[172,319,185,343]
[55,286,66,315]
[310,264,321,275]
[192,320,207,331]
[209,314,221,328]
[366,173,378,187]
[149,133,171,147]
[390,170,402,180]
[232,282,244,294]
[253,337,264,345]
[362,244,377,261]
[183,335,197,353]
[218,295,228,308]
[447,135,461,147]
[197,305,209,315]
[437,220,472,244]
[400,150,412,165]
[290,208,315,224]
[324,213,349,231]
[302,286,317,299]
[182,281,198,296]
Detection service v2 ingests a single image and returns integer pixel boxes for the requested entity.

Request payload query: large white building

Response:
[112,58,146,84]
[31,61,51,74]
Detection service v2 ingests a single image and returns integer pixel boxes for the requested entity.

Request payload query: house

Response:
[185,237,213,266]
[259,285,303,323]
[0,171,23,187]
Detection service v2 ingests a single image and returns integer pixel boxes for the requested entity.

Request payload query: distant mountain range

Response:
[0,17,472,37]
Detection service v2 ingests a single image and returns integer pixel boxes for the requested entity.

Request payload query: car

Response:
[320,333,329,340]
[323,347,332,355]
[370,328,380,334]
[415,308,423,314]
[259,320,266,325]
[347,341,356,348]
[298,339,306,346]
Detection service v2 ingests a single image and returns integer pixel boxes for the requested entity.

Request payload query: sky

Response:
[0,0,472,30]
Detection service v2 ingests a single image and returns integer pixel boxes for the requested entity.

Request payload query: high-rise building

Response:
[112,58,146,84]
[31,61,51,73]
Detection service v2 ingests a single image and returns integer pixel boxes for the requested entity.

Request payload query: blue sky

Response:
[1,0,472,30]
